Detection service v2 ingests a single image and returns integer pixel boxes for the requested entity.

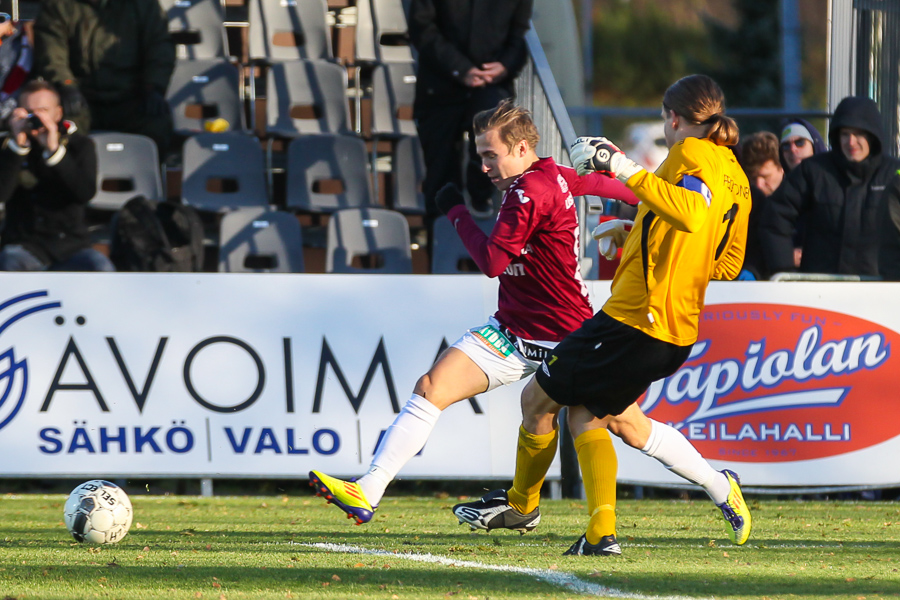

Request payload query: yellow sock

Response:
[575,428,618,545]
[507,425,559,514]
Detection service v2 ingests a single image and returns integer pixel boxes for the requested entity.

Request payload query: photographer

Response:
[0,80,113,271]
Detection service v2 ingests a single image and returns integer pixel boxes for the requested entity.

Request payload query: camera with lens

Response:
[25,114,43,130]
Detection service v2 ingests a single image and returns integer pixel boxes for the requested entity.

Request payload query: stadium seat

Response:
[285,134,375,213]
[370,61,417,138]
[431,215,495,274]
[248,0,331,62]
[371,0,414,63]
[353,0,377,64]
[264,60,351,137]
[166,59,245,134]
[218,207,305,272]
[89,133,164,211]
[354,0,413,64]
[390,135,425,214]
[159,0,227,60]
[181,132,269,212]
[326,207,412,273]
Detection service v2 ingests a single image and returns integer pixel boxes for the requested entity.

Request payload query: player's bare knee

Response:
[413,373,457,410]
[413,373,437,401]
[609,408,652,449]
[521,379,559,434]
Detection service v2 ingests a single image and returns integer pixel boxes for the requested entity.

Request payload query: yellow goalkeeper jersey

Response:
[602,136,750,345]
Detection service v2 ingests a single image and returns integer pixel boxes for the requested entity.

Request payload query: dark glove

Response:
[143,89,170,118]
[58,84,87,118]
[435,183,466,215]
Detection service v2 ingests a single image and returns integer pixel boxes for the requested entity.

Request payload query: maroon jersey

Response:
[449,157,640,341]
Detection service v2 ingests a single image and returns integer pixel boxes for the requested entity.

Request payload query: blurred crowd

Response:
[736,98,900,281]
[1,0,900,279]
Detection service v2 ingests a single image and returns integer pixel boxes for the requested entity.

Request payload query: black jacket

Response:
[0,132,97,263]
[33,0,174,105]
[408,0,532,105]
[759,97,900,276]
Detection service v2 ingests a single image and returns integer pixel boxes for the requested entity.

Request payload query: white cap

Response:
[780,123,814,143]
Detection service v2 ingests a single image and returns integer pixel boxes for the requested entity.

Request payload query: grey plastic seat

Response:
[370,62,417,137]
[354,0,377,64]
[265,60,351,136]
[218,207,304,272]
[181,132,269,212]
[431,215,495,274]
[326,207,412,273]
[285,134,375,213]
[89,133,164,210]
[371,0,414,63]
[159,0,227,60]
[390,135,425,214]
[248,0,331,62]
[355,0,413,64]
[166,59,244,134]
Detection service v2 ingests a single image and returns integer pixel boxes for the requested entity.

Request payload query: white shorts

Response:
[450,316,558,392]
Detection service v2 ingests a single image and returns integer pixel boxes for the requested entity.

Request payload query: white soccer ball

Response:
[63,480,134,544]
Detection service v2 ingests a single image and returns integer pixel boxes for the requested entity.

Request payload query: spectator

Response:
[775,119,827,270]
[778,118,827,172]
[0,12,32,121]
[31,0,175,157]
[741,131,783,197]
[0,80,113,272]
[738,131,783,279]
[760,96,900,277]
[409,0,533,219]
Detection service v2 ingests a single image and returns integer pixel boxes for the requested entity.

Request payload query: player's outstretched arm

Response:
[439,184,517,278]
[570,137,644,182]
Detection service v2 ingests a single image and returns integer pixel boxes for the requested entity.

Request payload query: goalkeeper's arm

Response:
[570,136,644,182]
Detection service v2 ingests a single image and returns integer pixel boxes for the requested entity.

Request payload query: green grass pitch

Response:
[0,492,898,599]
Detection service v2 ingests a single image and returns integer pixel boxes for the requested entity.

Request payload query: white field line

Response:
[302,542,711,600]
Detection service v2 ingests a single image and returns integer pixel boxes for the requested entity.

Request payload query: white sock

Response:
[641,419,731,504]
[356,394,442,507]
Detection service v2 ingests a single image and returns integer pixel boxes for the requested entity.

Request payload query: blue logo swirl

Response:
[0,291,62,433]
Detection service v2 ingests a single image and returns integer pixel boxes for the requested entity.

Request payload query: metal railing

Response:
[514,26,579,167]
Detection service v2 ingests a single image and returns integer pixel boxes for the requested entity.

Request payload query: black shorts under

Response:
[535,310,692,418]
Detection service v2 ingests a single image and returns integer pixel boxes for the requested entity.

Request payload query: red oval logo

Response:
[639,303,896,462]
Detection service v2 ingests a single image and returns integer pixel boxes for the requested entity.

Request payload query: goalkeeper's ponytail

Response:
[705,113,740,147]
[663,74,739,146]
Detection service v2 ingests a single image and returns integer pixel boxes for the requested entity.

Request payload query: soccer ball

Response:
[63,480,134,544]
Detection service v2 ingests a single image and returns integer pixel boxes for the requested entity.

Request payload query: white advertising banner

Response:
[0,274,553,480]
[0,274,898,488]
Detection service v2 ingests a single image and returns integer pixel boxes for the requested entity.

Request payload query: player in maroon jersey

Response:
[309,101,637,540]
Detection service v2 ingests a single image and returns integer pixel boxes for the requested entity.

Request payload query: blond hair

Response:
[472,99,540,152]
[663,74,739,146]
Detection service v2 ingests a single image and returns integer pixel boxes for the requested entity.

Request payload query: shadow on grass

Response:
[0,564,563,597]
[0,557,895,599]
